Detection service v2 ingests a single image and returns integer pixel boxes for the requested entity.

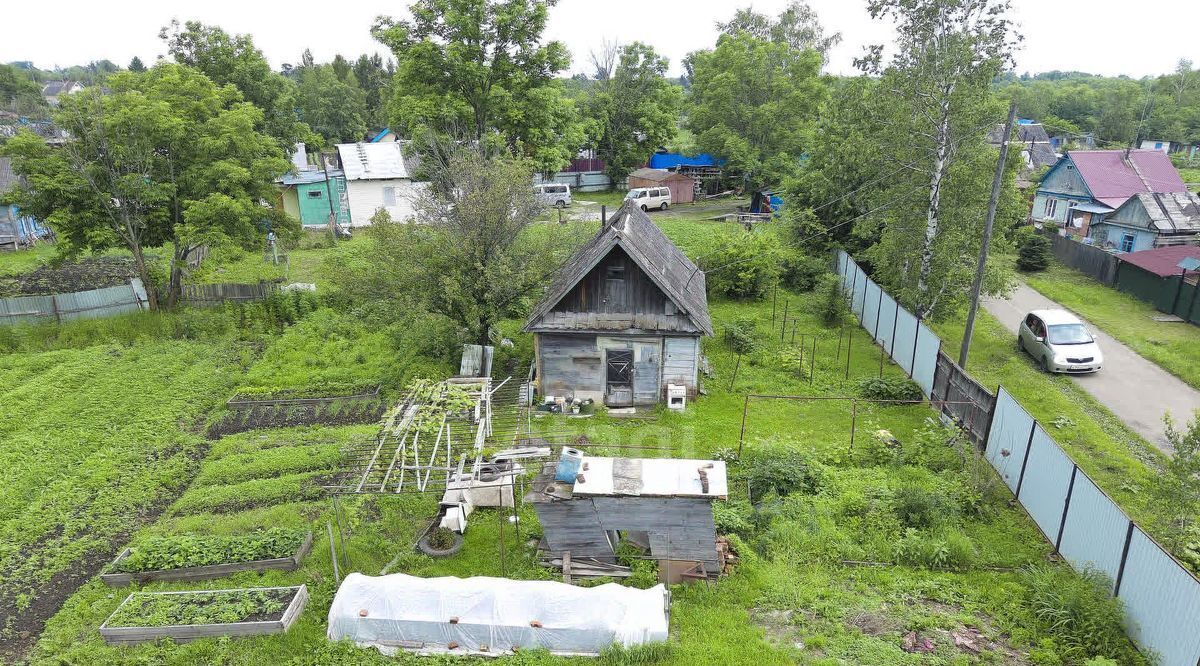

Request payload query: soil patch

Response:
[0,256,143,297]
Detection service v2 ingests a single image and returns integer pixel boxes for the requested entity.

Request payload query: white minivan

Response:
[1018,309,1104,373]
[625,187,671,212]
[535,183,572,208]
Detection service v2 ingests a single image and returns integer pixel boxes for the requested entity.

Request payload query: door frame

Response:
[604,348,634,407]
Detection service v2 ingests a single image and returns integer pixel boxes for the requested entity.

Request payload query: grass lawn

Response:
[0,244,57,277]
[1022,259,1200,390]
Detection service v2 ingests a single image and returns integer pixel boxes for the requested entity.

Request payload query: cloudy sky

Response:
[2,0,1197,79]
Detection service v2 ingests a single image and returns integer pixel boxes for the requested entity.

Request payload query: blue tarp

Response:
[647,152,722,169]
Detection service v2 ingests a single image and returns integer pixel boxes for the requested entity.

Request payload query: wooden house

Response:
[627,168,696,204]
[1089,191,1200,252]
[335,142,425,226]
[523,202,712,406]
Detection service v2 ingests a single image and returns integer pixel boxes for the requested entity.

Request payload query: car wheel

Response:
[640,204,648,212]
[660,202,669,211]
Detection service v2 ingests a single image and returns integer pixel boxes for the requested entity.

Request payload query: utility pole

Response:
[959,101,1018,369]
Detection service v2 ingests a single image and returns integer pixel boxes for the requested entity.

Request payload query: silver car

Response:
[1018,309,1103,373]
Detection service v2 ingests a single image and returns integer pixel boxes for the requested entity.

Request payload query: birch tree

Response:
[856,0,1019,318]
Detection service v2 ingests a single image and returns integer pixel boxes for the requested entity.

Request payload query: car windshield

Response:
[1047,323,1092,345]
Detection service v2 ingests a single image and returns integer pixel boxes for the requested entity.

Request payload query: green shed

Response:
[278,169,351,227]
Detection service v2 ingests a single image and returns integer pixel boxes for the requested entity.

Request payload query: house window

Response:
[382,187,397,206]
[1120,233,1135,253]
[1043,198,1058,218]
[307,190,323,199]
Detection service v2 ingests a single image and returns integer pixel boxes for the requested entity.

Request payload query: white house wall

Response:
[344,179,424,226]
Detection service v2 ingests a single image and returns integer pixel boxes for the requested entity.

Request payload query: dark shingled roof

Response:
[523,200,713,336]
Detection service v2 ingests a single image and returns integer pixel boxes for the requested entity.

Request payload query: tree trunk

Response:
[130,241,158,311]
[165,244,191,309]
[916,99,953,319]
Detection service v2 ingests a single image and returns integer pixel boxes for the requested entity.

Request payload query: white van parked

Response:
[625,187,671,212]
[535,183,572,208]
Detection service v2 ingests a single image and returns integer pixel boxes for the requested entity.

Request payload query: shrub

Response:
[1023,565,1146,664]
[700,232,782,300]
[1018,234,1051,272]
[725,316,760,356]
[892,485,947,529]
[779,252,827,292]
[856,376,923,403]
[744,444,824,501]
[713,500,754,535]
[892,528,976,569]
[819,275,852,328]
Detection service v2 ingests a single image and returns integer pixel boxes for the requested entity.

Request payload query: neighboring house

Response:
[648,151,724,196]
[335,142,423,226]
[536,148,611,192]
[988,120,1058,173]
[0,157,48,250]
[1139,139,1171,153]
[523,200,713,407]
[278,169,351,228]
[40,80,84,106]
[1090,191,1200,253]
[627,168,695,204]
[1033,150,1188,240]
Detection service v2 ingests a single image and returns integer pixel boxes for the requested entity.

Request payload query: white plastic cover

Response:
[327,573,669,656]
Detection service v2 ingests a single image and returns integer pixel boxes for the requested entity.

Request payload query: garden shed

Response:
[627,168,695,204]
[528,455,727,578]
[523,201,712,407]
[327,572,669,656]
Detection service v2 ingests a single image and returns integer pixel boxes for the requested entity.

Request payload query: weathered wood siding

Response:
[662,336,699,392]
[533,496,718,565]
[545,247,698,333]
[538,333,603,399]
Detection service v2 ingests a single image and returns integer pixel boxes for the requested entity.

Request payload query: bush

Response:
[779,252,827,292]
[819,275,852,328]
[1017,234,1052,272]
[1024,565,1146,664]
[700,232,782,300]
[725,316,760,356]
[892,485,953,529]
[744,444,825,501]
[856,376,923,403]
[892,527,976,569]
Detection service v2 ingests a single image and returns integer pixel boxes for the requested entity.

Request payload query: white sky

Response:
[2,0,1197,79]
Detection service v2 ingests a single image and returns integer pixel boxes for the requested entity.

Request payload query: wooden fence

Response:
[1045,232,1119,286]
[182,281,279,306]
[930,351,996,447]
[0,279,148,325]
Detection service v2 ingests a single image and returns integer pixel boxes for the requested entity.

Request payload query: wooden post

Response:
[728,354,742,392]
[601,205,607,224]
[780,300,789,341]
[738,394,750,455]
[845,328,852,380]
[849,399,858,452]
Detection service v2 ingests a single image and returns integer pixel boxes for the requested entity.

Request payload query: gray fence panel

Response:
[862,280,881,340]
[985,388,1034,492]
[1056,475,1128,588]
[1119,528,1200,666]
[1019,427,1076,541]
[836,250,848,280]
[875,292,898,349]
[912,323,940,397]
[851,267,868,319]
[56,284,142,322]
[0,294,57,324]
[892,307,918,375]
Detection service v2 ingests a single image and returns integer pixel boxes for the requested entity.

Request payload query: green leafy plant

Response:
[819,275,852,328]
[1023,565,1146,664]
[744,444,825,501]
[779,252,827,292]
[115,529,308,573]
[106,588,294,628]
[1017,234,1052,272]
[856,376,923,403]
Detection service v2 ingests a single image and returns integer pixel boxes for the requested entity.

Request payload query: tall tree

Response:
[327,141,577,344]
[160,20,309,149]
[353,53,392,127]
[372,0,585,175]
[296,64,370,144]
[128,56,147,73]
[0,64,43,112]
[586,42,683,184]
[1,64,294,308]
[717,1,842,63]
[856,0,1020,318]
[687,30,826,191]
[1158,413,1200,553]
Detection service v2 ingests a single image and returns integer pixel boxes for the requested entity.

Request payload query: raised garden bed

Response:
[99,585,308,645]
[100,530,313,587]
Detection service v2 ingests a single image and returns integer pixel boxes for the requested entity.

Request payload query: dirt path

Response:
[983,281,1200,454]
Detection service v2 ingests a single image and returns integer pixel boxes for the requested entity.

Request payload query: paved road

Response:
[983,281,1200,454]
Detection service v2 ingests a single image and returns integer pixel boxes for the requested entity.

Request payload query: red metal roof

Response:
[1118,245,1200,278]
[1068,150,1188,209]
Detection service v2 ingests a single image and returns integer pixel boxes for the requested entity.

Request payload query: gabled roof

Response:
[1068,150,1187,209]
[1117,191,1200,234]
[523,201,713,335]
[279,168,345,186]
[336,142,409,181]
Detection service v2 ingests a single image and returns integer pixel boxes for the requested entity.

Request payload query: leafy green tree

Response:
[717,1,842,63]
[0,63,43,112]
[687,30,826,191]
[1016,233,1050,272]
[0,64,294,308]
[353,53,393,128]
[296,64,369,144]
[160,20,309,149]
[128,56,147,73]
[372,0,585,175]
[327,141,577,344]
[585,42,683,184]
[1159,413,1200,555]
[856,0,1020,319]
